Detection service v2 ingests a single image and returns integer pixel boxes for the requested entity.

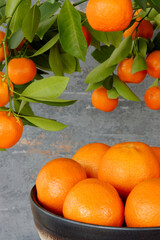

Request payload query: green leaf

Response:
[61,52,76,74]
[58,0,87,61]
[91,45,115,63]
[85,82,103,91]
[49,43,64,76]
[22,5,40,42]
[113,75,140,102]
[0,1,5,20]
[0,16,6,26]
[148,0,160,12]
[83,21,109,46]
[21,76,69,99]
[31,33,59,57]
[107,87,119,99]
[7,28,24,49]
[149,78,159,88]
[37,15,57,40]
[14,99,34,115]
[131,55,148,74]
[103,76,113,90]
[90,36,101,50]
[107,31,123,48]
[138,38,148,58]
[85,64,116,84]
[22,115,67,131]
[37,2,60,39]
[107,35,132,66]
[0,148,6,151]
[31,54,51,71]
[134,0,147,11]
[154,14,160,25]
[9,0,31,33]
[18,96,76,107]
[0,0,5,7]
[5,0,23,18]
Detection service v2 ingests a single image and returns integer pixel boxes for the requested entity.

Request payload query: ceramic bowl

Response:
[30,185,160,240]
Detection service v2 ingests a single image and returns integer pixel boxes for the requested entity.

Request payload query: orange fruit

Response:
[72,143,110,178]
[0,72,14,107]
[125,178,160,227]
[144,86,160,110]
[82,26,91,48]
[0,31,9,62]
[146,51,160,78]
[98,142,160,199]
[86,0,133,32]
[91,86,119,112]
[8,58,37,85]
[152,147,160,164]
[63,178,124,226]
[117,58,147,84]
[123,19,153,40]
[0,111,23,149]
[36,158,87,215]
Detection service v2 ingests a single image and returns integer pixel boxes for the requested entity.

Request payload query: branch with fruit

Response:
[0,0,160,151]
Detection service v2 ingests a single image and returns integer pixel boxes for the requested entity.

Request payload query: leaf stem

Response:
[73,0,88,7]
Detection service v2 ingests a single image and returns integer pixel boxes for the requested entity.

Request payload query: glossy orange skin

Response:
[36,158,87,215]
[0,111,23,148]
[91,87,119,112]
[63,178,124,227]
[125,178,160,227]
[86,0,133,32]
[144,86,160,110]
[146,51,160,78]
[152,147,160,164]
[123,19,153,40]
[0,72,13,107]
[8,58,37,85]
[98,142,160,199]
[72,143,110,178]
[117,58,147,84]
[0,31,9,62]
[82,26,91,48]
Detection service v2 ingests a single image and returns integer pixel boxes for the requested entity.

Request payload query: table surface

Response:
[1,2,160,240]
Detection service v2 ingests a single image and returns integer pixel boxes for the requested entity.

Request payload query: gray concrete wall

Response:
[1,2,160,240]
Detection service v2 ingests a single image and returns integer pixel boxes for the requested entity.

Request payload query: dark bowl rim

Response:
[30,185,160,232]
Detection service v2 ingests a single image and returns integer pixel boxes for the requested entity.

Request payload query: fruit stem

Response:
[3,33,14,114]
[73,0,88,7]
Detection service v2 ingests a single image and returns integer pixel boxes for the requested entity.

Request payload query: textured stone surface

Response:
[1,2,160,240]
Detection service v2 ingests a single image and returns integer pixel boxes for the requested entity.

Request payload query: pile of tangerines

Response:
[36,142,160,228]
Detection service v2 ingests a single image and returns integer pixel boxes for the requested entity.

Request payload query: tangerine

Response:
[0,72,13,107]
[72,142,110,178]
[144,86,160,110]
[0,111,23,149]
[91,86,119,112]
[8,58,37,85]
[36,158,87,215]
[146,51,160,78]
[86,0,133,32]
[125,178,160,227]
[117,58,147,84]
[98,142,160,199]
[82,26,91,48]
[63,178,124,226]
